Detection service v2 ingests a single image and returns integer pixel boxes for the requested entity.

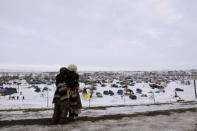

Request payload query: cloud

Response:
[0,0,197,70]
[0,23,34,36]
[0,64,140,72]
[0,64,60,72]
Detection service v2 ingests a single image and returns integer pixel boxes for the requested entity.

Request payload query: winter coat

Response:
[52,70,70,103]
[53,70,82,109]
[66,71,82,109]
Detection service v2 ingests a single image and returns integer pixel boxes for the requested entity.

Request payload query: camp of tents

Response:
[0,88,17,96]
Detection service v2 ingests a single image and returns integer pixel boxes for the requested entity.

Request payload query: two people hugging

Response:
[52,64,82,124]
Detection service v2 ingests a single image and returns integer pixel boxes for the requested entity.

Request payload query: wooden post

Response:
[17,83,19,95]
[194,80,197,99]
[153,92,155,104]
[47,87,49,108]
[124,95,125,104]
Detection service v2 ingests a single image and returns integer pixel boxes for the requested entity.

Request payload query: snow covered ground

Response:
[0,101,197,121]
[0,80,196,110]
[1,110,197,131]
[0,80,197,131]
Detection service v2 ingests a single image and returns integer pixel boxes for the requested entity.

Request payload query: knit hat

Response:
[68,64,77,72]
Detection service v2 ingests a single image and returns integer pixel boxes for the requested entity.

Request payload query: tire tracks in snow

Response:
[0,107,197,127]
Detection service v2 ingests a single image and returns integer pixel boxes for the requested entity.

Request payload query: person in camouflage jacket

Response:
[52,67,70,124]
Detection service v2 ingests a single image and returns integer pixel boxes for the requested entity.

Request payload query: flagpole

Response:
[89,98,90,108]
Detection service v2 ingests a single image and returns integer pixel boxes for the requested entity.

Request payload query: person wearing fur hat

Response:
[52,67,70,124]
[67,64,82,120]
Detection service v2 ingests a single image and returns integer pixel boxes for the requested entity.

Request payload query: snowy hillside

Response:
[0,80,196,110]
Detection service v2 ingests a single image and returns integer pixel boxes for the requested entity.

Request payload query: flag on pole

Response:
[84,93,90,100]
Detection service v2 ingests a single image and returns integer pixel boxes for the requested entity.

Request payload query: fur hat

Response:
[59,67,67,73]
[68,64,77,72]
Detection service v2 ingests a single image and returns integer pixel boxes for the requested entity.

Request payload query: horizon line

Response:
[0,64,196,72]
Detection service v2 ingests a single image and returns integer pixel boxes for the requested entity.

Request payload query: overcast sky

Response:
[0,0,197,71]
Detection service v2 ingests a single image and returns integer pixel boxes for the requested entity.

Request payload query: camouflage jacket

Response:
[52,82,68,103]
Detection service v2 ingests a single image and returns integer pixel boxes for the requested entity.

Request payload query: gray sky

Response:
[0,0,197,71]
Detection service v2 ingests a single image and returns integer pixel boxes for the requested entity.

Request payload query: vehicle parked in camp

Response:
[101,84,106,87]
[35,87,41,93]
[108,90,114,96]
[103,90,109,95]
[129,94,137,100]
[129,82,135,86]
[111,84,118,88]
[121,85,128,88]
[149,83,164,89]
[125,89,134,95]
[96,92,103,97]
[91,86,97,90]
[175,88,184,92]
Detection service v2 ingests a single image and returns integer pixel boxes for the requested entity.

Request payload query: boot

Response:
[69,112,75,120]
[73,114,78,120]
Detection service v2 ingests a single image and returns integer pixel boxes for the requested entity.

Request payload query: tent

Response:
[43,87,48,91]
[155,91,160,93]
[0,89,6,96]
[0,89,5,94]
[5,88,17,95]
[136,88,142,94]
[35,87,41,92]
[117,89,123,95]
[4,89,8,95]
[141,94,147,97]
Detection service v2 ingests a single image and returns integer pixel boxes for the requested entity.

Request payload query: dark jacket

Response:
[52,69,70,103]
[65,71,79,88]
[66,71,82,109]
[52,70,80,103]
